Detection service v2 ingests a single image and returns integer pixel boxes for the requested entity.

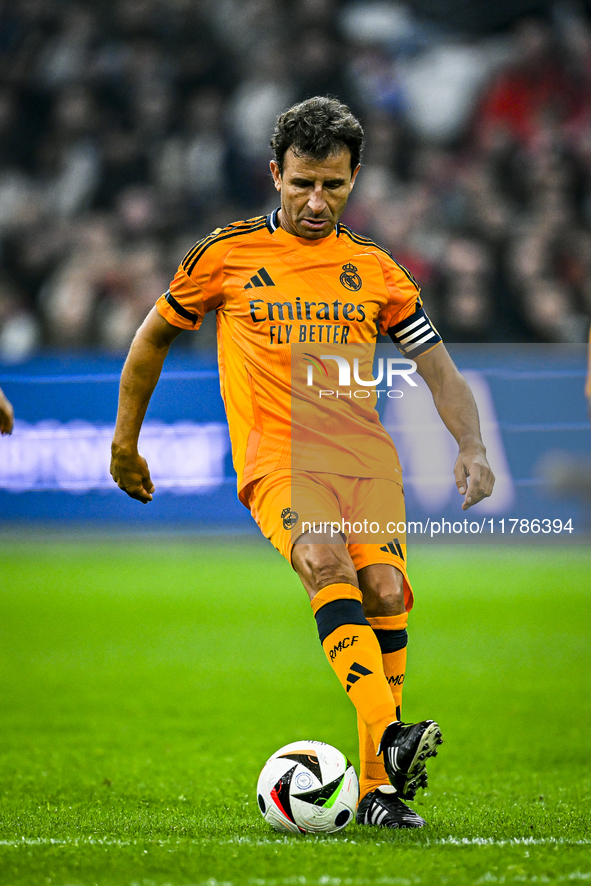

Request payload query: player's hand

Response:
[0,388,14,435]
[454,444,495,510]
[110,445,155,503]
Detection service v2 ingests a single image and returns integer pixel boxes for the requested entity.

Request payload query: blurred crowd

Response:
[1,0,591,358]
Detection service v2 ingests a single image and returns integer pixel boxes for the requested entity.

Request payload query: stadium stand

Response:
[0,1,591,361]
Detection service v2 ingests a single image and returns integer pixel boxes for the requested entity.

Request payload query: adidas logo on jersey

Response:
[244,267,275,289]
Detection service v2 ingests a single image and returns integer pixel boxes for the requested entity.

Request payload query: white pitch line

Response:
[0,836,590,848]
[432,836,591,847]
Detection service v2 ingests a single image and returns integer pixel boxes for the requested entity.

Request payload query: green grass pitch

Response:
[0,537,590,886]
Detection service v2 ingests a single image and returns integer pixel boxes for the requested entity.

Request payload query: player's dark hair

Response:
[270,96,364,174]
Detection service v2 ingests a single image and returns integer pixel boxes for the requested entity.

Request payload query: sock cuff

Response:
[315,600,370,645]
[310,582,362,615]
[367,613,408,631]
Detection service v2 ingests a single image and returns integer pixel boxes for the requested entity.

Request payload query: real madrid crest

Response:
[340,262,362,291]
[281,507,299,530]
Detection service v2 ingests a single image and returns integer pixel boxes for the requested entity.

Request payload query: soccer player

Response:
[110,97,494,830]
[0,385,14,435]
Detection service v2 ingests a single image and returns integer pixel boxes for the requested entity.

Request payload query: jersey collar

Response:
[266,207,280,233]
[266,207,341,241]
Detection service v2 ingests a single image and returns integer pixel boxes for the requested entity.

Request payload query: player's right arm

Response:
[0,385,14,435]
[586,324,591,423]
[111,307,182,502]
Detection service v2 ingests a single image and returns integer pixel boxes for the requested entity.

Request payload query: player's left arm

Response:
[0,385,14,435]
[414,344,495,510]
[585,324,591,423]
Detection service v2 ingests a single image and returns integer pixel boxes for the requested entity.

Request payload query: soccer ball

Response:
[256,740,359,834]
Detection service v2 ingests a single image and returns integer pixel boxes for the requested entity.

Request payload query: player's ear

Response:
[270,160,282,192]
[349,164,361,191]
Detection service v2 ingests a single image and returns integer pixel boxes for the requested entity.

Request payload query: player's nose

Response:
[307,185,326,214]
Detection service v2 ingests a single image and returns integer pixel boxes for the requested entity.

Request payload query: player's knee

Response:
[368,588,404,616]
[362,583,404,616]
[292,543,357,599]
[359,565,405,616]
[312,559,356,593]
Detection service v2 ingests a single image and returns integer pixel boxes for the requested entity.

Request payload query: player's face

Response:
[270,147,360,240]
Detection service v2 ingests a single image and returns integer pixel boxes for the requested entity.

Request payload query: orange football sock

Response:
[357,613,408,799]
[311,583,399,750]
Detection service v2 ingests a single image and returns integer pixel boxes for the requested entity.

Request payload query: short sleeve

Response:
[156,242,225,331]
[376,254,423,334]
[376,254,442,357]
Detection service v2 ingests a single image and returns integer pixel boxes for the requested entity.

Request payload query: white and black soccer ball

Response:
[256,740,359,834]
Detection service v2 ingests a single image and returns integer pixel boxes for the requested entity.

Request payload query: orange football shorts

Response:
[247,469,413,611]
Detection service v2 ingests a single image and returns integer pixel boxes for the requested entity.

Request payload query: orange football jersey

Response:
[156,210,438,504]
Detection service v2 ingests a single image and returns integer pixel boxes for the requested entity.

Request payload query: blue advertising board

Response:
[1,345,589,539]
